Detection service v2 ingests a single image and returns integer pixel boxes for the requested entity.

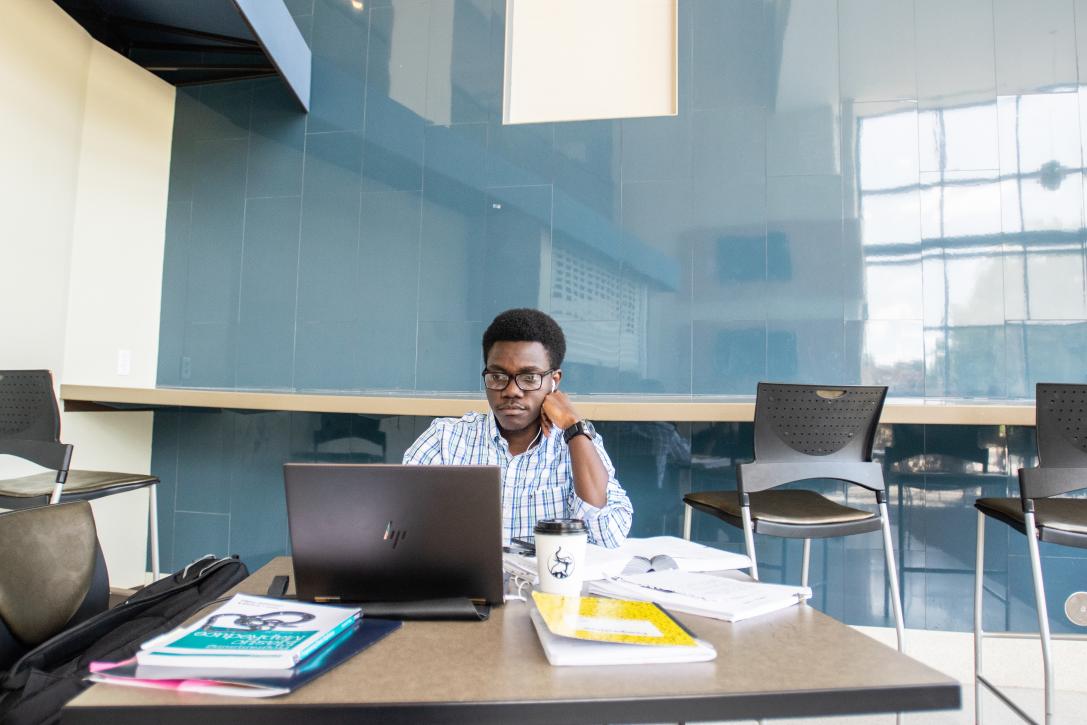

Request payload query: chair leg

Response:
[878,502,905,652]
[741,505,759,580]
[1024,510,1054,724]
[973,510,985,725]
[682,504,692,541]
[801,538,811,589]
[149,484,160,582]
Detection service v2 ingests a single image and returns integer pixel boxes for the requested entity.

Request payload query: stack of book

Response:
[88,593,400,697]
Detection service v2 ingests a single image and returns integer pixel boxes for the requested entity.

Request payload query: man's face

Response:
[484,341,560,434]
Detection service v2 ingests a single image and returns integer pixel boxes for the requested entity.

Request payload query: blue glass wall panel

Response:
[152,0,1087,632]
[157,0,1087,396]
[151,412,1087,633]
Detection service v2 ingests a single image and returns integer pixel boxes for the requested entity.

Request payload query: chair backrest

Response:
[1035,383,1087,468]
[0,370,71,472]
[1019,383,1087,500]
[0,501,109,671]
[753,383,887,463]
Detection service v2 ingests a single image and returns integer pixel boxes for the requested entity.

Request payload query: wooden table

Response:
[63,557,960,724]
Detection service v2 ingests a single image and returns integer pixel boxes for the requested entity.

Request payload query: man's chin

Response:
[495,410,535,432]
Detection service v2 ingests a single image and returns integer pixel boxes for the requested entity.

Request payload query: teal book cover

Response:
[137,593,360,669]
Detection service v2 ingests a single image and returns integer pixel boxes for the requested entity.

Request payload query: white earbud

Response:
[551,380,557,393]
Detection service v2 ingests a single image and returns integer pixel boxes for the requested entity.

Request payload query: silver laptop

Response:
[284,463,504,605]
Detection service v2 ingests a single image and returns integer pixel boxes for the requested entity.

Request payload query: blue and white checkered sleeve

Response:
[568,431,633,548]
[402,419,447,465]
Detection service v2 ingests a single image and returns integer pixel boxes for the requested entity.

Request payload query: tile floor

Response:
[698,626,1087,724]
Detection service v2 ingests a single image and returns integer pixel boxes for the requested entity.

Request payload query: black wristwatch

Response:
[563,420,593,444]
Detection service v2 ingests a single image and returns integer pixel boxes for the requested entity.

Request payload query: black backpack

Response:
[0,555,249,725]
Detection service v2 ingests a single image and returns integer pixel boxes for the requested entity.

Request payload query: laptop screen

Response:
[284,463,504,605]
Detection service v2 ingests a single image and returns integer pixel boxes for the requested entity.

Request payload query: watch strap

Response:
[563,420,591,444]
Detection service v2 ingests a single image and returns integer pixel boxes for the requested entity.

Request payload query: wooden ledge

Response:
[60,385,1036,426]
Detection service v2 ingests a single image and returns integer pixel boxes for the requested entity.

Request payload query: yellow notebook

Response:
[530,591,696,647]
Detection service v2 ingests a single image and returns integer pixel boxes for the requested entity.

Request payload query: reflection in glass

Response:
[856,88,1087,396]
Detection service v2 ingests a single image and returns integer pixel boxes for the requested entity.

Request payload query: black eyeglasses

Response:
[482,369,556,391]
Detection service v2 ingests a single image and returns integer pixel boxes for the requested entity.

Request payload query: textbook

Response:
[90,617,401,698]
[506,536,751,584]
[588,570,810,623]
[528,591,716,666]
[598,537,751,577]
[136,593,361,670]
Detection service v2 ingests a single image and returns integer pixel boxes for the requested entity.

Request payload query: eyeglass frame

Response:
[481,368,557,392]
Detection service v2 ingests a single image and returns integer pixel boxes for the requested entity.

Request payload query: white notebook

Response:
[588,571,810,623]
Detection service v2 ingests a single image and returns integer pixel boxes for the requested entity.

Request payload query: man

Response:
[403,308,633,548]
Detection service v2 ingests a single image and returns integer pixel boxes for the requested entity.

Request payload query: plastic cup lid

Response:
[534,518,587,534]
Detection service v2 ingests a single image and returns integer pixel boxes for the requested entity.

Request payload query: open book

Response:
[622,553,683,575]
[588,570,810,623]
[588,537,751,580]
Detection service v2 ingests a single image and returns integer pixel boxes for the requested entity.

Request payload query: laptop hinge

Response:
[314,595,342,603]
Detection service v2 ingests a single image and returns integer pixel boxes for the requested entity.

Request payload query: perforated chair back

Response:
[0,370,60,443]
[752,383,887,463]
[0,370,70,472]
[1035,383,1087,469]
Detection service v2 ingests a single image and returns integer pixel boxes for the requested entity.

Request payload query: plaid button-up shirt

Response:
[402,412,633,548]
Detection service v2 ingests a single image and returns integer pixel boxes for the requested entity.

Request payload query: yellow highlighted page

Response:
[531,591,696,647]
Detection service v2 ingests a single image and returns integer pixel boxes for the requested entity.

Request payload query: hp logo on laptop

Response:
[383,521,407,549]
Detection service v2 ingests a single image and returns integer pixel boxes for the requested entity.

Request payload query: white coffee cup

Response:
[533,518,588,596]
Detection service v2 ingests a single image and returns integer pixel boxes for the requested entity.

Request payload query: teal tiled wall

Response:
[158,0,1087,397]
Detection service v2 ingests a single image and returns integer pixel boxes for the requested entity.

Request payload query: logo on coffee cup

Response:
[548,546,574,579]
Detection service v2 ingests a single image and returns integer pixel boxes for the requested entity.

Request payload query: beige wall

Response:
[0,0,89,380]
[0,0,174,587]
[64,42,173,388]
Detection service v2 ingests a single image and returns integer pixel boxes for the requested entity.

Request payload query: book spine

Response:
[293,613,361,664]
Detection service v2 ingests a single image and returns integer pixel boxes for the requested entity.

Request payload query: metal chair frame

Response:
[974,383,1087,725]
[0,370,159,580]
[683,382,905,651]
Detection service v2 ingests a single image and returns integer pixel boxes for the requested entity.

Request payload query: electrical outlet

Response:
[116,349,131,376]
[180,356,192,380]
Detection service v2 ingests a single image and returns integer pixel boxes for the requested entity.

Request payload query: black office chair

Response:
[0,501,109,672]
[683,382,905,651]
[974,383,1087,725]
[0,370,161,579]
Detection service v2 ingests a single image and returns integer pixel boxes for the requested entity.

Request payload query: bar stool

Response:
[683,382,904,651]
[974,383,1087,724]
[0,370,160,580]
